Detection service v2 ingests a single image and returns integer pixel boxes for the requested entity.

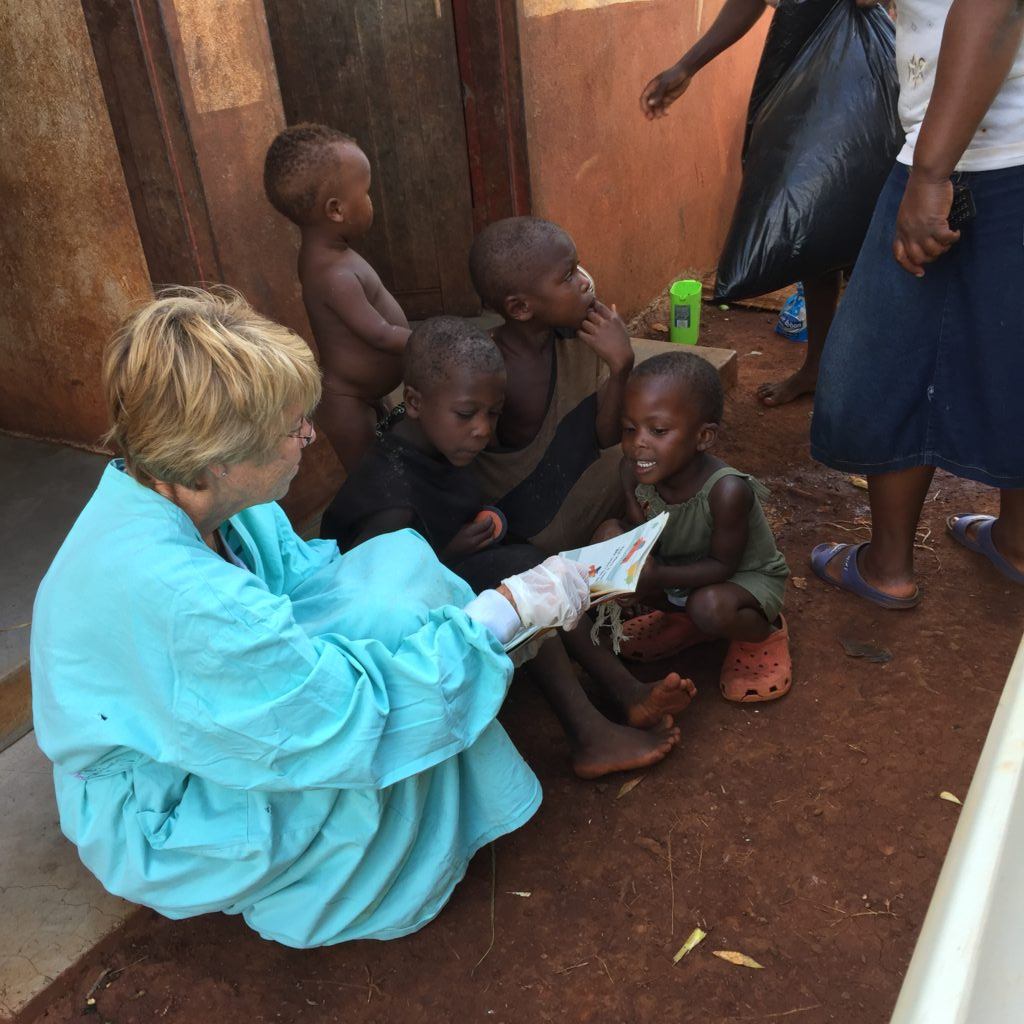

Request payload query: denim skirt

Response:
[811,161,1024,489]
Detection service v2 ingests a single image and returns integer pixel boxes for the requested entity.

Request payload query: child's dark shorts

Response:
[811,161,1024,489]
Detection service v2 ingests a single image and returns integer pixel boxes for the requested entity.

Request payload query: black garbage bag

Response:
[714,0,901,302]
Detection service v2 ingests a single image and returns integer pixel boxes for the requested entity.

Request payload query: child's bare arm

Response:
[578,301,635,447]
[325,269,411,354]
[618,456,646,527]
[638,476,753,596]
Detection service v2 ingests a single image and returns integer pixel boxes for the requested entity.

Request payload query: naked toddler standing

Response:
[264,123,410,471]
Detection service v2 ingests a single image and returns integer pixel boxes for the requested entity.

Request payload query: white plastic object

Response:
[890,635,1024,1023]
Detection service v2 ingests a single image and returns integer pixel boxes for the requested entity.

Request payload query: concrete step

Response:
[0,732,133,1019]
[0,434,106,753]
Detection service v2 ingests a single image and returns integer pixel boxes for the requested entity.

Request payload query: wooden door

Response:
[264,0,481,318]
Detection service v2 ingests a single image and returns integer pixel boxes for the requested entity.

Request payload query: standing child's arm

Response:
[325,269,412,354]
[578,301,635,447]
[637,476,754,596]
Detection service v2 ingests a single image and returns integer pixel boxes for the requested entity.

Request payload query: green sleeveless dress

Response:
[635,466,789,621]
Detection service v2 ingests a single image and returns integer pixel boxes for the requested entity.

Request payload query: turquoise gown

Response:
[30,463,541,947]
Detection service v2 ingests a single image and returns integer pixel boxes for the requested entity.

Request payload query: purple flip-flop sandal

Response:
[810,541,921,610]
[947,514,1024,586]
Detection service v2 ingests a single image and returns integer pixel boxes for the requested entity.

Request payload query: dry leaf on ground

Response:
[849,475,869,490]
[617,777,643,799]
[634,836,664,858]
[672,928,707,964]
[713,950,764,969]
[791,577,808,591]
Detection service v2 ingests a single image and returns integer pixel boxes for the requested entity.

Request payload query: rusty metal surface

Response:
[0,0,151,445]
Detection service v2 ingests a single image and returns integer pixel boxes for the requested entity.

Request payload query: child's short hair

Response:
[405,316,506,392]
[468,216,573,312]
[264,123,356,226]
[631,351,724,423]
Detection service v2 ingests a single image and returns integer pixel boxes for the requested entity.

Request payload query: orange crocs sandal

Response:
[619,610,712,663]
[719,616,792,703]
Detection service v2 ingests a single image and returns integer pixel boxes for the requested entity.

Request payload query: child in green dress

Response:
[596,351,791,702]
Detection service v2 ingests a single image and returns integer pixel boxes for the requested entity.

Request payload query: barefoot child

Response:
[264,123,410,471]
[468,217,634,553]
[322,317,695,779]
[604,351,792,702]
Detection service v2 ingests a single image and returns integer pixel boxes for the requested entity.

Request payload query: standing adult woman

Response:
[30,288,590,947]
[640,0,882,407]
[810,0,1024,605]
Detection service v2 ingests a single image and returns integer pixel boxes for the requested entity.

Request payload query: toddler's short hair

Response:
[264,123,355,226]
[468,216,573,312]
[631,351,724,423]
[405,316,505,392]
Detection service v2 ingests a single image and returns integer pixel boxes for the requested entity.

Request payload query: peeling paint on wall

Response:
[523,0,655,17]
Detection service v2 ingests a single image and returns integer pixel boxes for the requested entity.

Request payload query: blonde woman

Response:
[30,288,589,947]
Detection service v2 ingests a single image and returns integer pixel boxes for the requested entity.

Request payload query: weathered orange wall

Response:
[0,1,152,446]
[517,0,769,316]
[158,0,310,341]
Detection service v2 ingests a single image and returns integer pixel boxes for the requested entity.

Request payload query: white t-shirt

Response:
[896,0,1024,170]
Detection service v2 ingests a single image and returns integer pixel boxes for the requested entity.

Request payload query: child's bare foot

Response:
[626,672,698,729]
[756,366,816,407]
[572,716,680,780]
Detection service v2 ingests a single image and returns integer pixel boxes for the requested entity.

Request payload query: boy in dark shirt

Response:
[468,217,635,553]
[264,123,410,472]
[323,317,694,779]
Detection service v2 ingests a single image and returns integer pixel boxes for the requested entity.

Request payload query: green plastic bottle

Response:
[669,279,702,345]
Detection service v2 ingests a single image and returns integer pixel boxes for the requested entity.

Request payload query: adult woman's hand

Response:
[893,170,960,277]
[640,62,693,120]
[501,556,591,631]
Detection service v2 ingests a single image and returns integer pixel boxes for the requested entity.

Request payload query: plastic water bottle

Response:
[775,282,808,342]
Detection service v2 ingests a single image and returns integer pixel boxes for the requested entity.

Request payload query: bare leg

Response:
[686,582,774,642]
[526,638,681,779]
[819,466,935,600]
[562,622,697,729]
[758,270,842,407]
[315,393,377,474]
[949,488,1024,576]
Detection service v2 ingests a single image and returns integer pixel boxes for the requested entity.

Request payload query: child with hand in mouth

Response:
[469,216,635,553]
[599,352,792,703]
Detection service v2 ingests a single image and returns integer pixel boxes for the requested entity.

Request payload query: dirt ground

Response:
[17,306,1024,1024]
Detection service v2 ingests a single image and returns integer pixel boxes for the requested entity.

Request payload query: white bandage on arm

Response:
[462,589,522,646]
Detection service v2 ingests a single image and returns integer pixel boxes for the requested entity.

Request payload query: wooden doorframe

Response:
[450,0,532,232]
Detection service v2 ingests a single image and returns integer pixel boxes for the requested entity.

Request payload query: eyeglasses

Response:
[286,416,315,448]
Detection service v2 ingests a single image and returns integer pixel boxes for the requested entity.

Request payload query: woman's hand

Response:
[501,557,591,631]
[893,170,960,277]
[640,62,693,120]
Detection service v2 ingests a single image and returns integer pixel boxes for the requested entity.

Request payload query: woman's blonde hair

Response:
[103,287,321,487]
